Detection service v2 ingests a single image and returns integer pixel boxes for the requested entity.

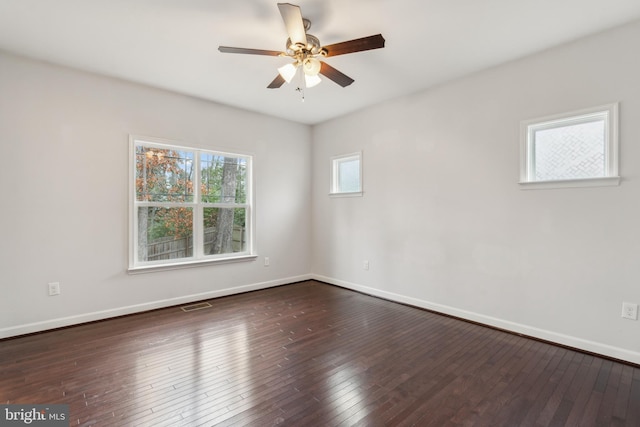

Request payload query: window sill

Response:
[519,176,620,190]
[329,191,363,198]
[128,254,258,274]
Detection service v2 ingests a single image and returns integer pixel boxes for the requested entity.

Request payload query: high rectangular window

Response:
[520,103,620,189]
[130,136,254,271]
[330,152,362,196]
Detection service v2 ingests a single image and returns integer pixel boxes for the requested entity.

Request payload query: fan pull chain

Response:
[296,68,305,102]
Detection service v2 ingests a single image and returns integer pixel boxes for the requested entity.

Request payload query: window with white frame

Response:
[520,103,620,189]
[129,136,254,271]
[330,152,362,196]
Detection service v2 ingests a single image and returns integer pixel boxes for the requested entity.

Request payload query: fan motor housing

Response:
[286,34,325,57]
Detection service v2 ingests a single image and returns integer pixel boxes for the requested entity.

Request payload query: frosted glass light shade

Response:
[277,63,298,83]
[303,58,321,76]
[305,74,321,88]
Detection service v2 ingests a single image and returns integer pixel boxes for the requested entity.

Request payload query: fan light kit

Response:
[219,3,385,99]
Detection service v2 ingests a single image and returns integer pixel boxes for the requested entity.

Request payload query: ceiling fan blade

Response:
[319,62,354,87]
[218,46,283,56]
[267,74,286,89]
[277,3,307,48]
[323,34,385,57]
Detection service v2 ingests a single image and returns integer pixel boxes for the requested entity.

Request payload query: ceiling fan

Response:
[218,3,385,90]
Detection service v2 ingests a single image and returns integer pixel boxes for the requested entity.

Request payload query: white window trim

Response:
[519,103,620,190]
[329,151,363,197]
[128,135,256,273]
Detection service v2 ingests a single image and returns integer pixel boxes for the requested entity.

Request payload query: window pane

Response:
[337,158,360,192]
[200,154,247,203]
[137,207,193,262]
[203,207,247,255]
[136,146,194,202]
[533,120,605,181]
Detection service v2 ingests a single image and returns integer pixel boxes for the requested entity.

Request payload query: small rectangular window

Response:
[520,103,620,189]
[330,152,362,196]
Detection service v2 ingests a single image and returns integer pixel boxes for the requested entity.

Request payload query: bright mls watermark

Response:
[1,405,68,426]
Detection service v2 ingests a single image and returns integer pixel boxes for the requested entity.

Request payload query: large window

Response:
[519,103,620,189]
[129,136,254,271]
[330,152,362,196]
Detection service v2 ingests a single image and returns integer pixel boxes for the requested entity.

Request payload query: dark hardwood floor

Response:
[1,280,638,426]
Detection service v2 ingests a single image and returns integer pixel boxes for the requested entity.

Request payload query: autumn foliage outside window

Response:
[131,138,252,269]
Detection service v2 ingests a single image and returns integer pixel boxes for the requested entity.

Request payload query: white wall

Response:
[312,21,640,364]
[0,52,312,337]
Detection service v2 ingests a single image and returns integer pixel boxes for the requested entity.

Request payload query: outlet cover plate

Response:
[48,282,61,296]
[622,302,638,320]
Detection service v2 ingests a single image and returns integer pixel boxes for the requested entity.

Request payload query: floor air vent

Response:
[181,302,212,312]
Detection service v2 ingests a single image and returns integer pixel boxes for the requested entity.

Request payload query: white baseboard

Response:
[0,274,312,339]
[312,274,640,366]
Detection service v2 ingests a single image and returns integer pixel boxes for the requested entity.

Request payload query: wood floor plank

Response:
[536,352,584,425]
[520,348,576,425]
[1,280,639,426]
[356,324,493,425]
[626,369,640,426]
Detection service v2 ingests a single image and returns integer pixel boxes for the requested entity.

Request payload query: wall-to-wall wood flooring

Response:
[1,281,638,426]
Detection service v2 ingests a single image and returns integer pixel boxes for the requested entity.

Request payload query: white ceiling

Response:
[1,1,640,125]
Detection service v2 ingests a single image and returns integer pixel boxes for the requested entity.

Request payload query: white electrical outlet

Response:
[264,257,270,267]
[621,302,638,320]
[363,260,369,271]
[48,282,61,296]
